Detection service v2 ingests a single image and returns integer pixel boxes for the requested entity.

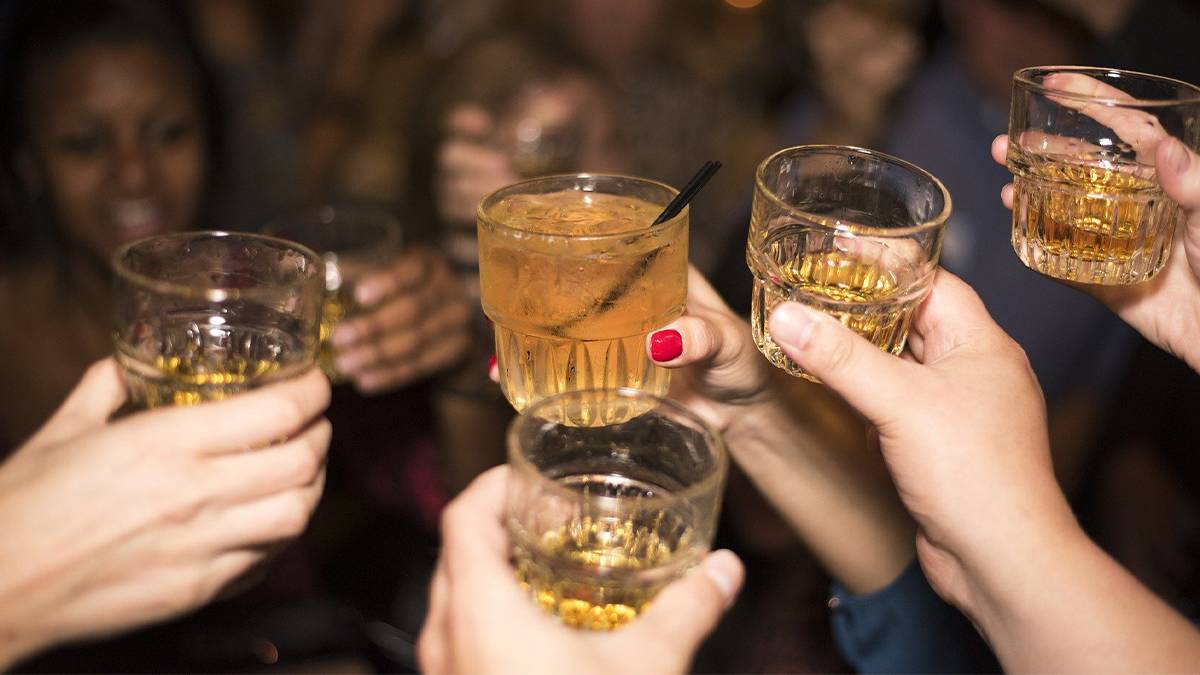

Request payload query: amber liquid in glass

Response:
[480,192,686,412]
[511,475,698,630]
[117,312,307,409]
[1009,150,1178,284]
[318,288,352,382]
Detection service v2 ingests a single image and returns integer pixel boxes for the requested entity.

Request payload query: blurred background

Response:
[1,0,1199,671]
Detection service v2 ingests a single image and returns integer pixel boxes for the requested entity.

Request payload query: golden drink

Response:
[318,288,352,382]
[510,475,699,631]
[1009,151,1178,285]
[479,185,687,412]
[750,242,922,381]
[117,312,309,409]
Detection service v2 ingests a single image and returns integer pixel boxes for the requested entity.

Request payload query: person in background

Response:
[0,363,331,671]
[0,1,479,669]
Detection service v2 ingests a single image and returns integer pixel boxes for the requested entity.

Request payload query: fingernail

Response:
[702,549,742,607]
[355,282,383,307]
[1165,138,1191,173]
[768,303,817,351]
[331,323,357,348]
[335,351,366,374]
[649,329,683,362]
[487,355,496,372]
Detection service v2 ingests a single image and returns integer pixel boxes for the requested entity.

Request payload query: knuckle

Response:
[819,324,856,371]
[276,492,313,537]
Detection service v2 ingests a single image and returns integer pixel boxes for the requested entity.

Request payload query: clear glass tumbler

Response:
[1008,66,1200,285]
[113,231,324,409]
[507,388,727,630]
[747,145,951,381]
[478,174,688,412]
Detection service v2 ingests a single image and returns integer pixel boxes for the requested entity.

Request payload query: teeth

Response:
[112,200,161,231]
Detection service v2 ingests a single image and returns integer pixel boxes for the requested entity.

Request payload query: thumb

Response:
[1157,138,1200,211]
[621,549,743,654]
[768,301,915,427]
[1157,139,1200,278]
[24,358,128,450]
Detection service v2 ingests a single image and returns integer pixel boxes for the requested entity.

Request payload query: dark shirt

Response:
[830,561,999,673]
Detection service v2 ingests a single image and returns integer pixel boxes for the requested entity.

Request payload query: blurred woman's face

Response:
[24,40,205,261]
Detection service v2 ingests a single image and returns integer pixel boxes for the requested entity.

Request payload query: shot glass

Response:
[264,205,402,382]
[507,388,727,630]
[113,231,324,409]
[478,174,688,412]
[1008,66,1200,285]
[746,145,950,381]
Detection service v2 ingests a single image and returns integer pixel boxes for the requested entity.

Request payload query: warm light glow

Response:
[724,0,763,8]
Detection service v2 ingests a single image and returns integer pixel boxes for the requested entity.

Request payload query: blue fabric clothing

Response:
[830,561,999,673]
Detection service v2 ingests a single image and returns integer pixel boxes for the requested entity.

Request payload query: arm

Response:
[649,269,915,595]
[767,269,1200,671]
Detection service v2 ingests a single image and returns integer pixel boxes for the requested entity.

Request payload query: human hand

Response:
[417,466,744,675]
[330,246,473,394]
[0,360,331,667]
[642,267,914,594]
[992,77,1200,374]
[435,104,520,226]
[764,269,1080,611]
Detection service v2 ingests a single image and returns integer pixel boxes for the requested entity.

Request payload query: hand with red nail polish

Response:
[329,245,474,395]
[647,267,917,597]
[992,88,1200,374]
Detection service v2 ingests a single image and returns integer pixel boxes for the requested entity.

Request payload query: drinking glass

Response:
[747,145,950,381]
[507,388,727,630]
[1008,66,1200,285]
[478,174,688,412]
[113,231,324,409]
[264,205,402,382]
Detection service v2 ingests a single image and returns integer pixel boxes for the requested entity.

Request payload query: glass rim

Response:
[1013,65,1200,107]
[111,230,325,301]
[754,145,952,237]
[261,203,403,254]
[506,387,728,507]
[476,172,687,241]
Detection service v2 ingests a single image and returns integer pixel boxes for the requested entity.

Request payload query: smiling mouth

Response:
[110,199,167,238]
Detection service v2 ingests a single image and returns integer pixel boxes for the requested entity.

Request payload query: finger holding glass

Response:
[418,466,743,675]
[994,117,1200,374]
[1006,66,1200,285]
[263,204,403,384]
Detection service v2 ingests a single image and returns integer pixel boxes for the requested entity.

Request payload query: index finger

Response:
[109,368,331,456]
[352,247,435,307]
[1040,72,1167,160]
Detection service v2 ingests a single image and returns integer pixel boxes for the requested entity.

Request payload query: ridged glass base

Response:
[494,324,670,412]
[1011,174,1178,285]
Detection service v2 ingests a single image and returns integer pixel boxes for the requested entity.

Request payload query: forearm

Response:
[725,386,915,594]
[962,518,1200,672]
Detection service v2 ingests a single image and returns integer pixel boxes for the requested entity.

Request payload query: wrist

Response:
[948,493,1091,634]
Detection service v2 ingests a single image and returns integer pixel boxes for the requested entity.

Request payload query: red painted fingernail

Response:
[649,329,683,362]
[487,355,497,371]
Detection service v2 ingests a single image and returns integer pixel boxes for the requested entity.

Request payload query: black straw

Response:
[653,160,722,225]
[547,160,723,335]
